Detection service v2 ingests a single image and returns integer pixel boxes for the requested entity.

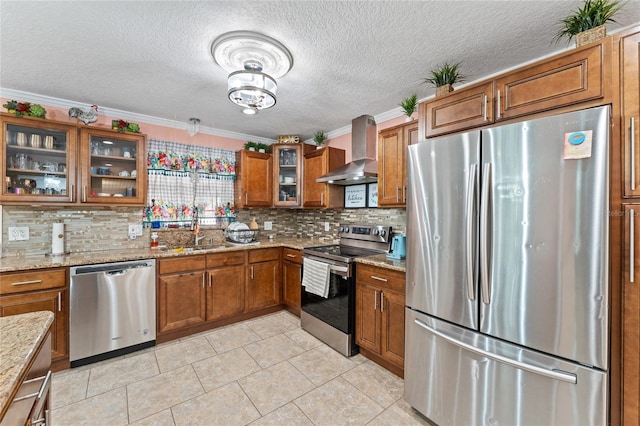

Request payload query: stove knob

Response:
[380,229,386,237]
[339,226,344,233]
[372,229,380,236]
[344,227,350,233]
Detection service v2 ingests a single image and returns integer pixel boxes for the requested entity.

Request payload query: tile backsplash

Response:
[2,205,406,257]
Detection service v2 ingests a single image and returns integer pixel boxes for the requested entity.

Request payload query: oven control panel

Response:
[338,224,391,243]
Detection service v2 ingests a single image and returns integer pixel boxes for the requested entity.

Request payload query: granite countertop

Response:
[0,237,405,273]
[356,253,406,272]
[0,311,54,418]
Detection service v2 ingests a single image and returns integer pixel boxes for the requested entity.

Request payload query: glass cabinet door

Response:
[274,144,304,207]
[80,128,146,205]
[1,115,77,203]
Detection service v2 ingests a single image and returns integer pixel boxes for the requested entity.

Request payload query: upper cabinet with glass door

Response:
[79,128,147,205]
[1,113,77,203]
[272,143,313,207]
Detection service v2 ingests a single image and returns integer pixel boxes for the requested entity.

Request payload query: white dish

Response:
[97,193,110,197]
[113,194,124,197]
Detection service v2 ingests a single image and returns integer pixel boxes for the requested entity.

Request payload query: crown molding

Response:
[0,88,276,144]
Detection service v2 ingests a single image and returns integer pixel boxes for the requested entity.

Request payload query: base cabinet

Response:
[282,248,302,315]
[247,249,281,312]
[206,251,246,321]
[0,268,67,363]
[355,264,405,376]
[158,271,206,333]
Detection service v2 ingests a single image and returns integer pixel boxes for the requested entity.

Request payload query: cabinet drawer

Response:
[207,251,245,268]
[356,264,405,293]
[0,269,66,295]
[158,255,206,275]
[248,248,280,263]
[282,248,302,264]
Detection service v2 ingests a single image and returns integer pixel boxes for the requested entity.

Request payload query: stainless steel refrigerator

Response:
[404,106,610,425]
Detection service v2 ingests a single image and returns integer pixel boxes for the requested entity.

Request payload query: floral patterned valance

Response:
[147,139,235,176]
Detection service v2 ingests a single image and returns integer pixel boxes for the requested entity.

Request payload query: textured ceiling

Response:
[1,1,638,141]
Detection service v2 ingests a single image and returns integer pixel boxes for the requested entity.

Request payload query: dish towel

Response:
[302,258,331,298]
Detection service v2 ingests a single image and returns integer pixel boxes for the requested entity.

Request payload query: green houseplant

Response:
[423,62,466,96]
[400,94,418,120]
[244,141,257,151]
[553,0,625,46]
[313,130,328,147]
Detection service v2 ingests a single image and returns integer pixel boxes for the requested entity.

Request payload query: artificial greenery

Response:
[245,141,270,152]
[422,62,466,87]
[399,94,418,117]
[553,0,624,43]
[313,130,328,146]
[2,100,46,118]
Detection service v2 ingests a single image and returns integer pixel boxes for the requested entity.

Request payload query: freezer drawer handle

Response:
[480,163,492,304]
[414,319,577,384]
[631,117,636,191]
[466,163,477,301]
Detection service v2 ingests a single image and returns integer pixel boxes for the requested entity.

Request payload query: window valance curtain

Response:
[145,139,236,226]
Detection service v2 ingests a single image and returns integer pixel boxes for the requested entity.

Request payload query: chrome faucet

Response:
[194,229,206,246]
[192,208,206,246]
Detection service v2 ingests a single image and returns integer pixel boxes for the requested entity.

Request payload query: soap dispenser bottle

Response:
[249,217,259,230]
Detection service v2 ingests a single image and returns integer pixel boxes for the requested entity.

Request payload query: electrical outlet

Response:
[324,222,330,232]
[264,221,273,231]
[8,226,29,241]
[128,224,143,239]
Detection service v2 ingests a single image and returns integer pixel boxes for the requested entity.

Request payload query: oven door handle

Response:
[302,255,350,276]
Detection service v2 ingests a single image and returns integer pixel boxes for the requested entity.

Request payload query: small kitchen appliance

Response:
[301,224,391,356]
[386,234,406,259]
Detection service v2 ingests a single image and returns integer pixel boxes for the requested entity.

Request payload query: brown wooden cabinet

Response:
[378,121,417,206]
[206,251,246,321]
[282,248,302,315]
[0,268,67,364]
[422,41,606,138]
[157,256,206,333]
[303,146,345,208]
[422,82,494,139]
[355,264,405,376]
[234,149,272,208]
[79,127,147,205]
[246,248,281,312]
[623,204,640,425]
[272,143,314,207]
[1,113,78,203]
[622,31,640,198]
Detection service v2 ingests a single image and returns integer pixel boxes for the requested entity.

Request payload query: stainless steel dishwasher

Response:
[69,259,156,367]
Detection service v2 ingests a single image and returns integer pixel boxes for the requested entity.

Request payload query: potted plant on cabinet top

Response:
[313,131,328,148]
[423,62,466,97]
[400,94,418,121]
[553,0,625,47]
[245,141,257,151]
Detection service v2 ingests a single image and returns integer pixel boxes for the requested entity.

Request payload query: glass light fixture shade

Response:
[227,70,277,110]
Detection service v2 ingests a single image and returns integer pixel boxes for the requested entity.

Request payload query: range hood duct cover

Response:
[316,115,378,185]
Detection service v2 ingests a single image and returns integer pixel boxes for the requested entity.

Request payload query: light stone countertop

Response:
[0,237,404,273]
[0,311,54,418]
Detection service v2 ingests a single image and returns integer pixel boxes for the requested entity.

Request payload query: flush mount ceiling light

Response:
[211,31,293,114]
[187,117,200,136]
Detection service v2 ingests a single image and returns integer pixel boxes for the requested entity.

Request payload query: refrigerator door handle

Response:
[466,163,477,301]
[632,117,636,191]
[480,162,492,304]
[414,319,578,384]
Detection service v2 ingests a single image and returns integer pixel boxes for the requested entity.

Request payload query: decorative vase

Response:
[405,116,414,122]
[576,25,606,47]
[248,147,256,151]
[258,149,266,153]
[316,145,324,150]
[436,84,454,97]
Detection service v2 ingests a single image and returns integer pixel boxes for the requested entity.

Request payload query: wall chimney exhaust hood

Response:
[316,115,377,185]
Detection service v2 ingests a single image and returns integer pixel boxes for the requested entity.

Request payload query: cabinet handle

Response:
[631,209,635,284]
[82,185,87,203]
[371,275,388,282]
[286,254,297,258]
[483,94,488,122]
[245,192,248,205]
[496,90,501,119]
[58,292,62,311]
[250,266,254,280]
[396,186,400,203]
[632,117,636,191]
[209,274,212,287]
[11,279,42,286]
[381,292,385,312]
[202,274,205,288]
[403,185,406,203]
[13,370,51,402]
[374,290,378,310]
[71,184,75,202]
[321,192,324,206]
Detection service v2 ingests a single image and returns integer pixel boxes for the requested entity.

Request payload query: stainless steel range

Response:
[301,224,391,356]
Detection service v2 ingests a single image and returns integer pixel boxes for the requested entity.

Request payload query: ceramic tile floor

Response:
[50,310,432,425]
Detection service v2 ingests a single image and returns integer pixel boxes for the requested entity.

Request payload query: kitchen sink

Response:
[161,245,228,253]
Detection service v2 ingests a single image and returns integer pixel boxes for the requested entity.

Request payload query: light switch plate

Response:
[324,222,330,232]
[264,221,273,231]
